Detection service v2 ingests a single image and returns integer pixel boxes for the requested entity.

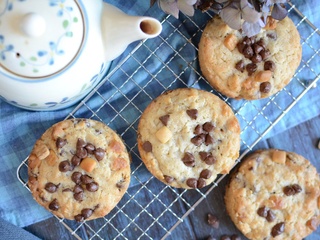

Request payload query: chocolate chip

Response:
[253,43,264,54]
[230,234,241,240]
[159,115,170,126]
[186,109,198,120]
[76,147,87,158]
[205,134,214,146]
[203,122,214,132]
[243,36,252,45]
[142,141,152,152]
[237,42,246,53]
[199,151,209,161]
[94,148,105,161]
[243,45,254,59]
[71,155,81,166]
[267,32,277,40]
[283,184,302,196]
[197,178,206,188]
[85,143,95,154]
[182,152,195,167]
[73,185,84,193]
[59,160,72,172]
[251,54,262,64]
[48,199,59,211]
[164,175,174,183]
[81,208,93,219]
[73,191,84,202]
[200,169,212,179]
[207,236,217,240]
[199,152,216,165]
[260,49,271,60]
[71,172,82,184]
[191,134,205,146]
[86,182,99,192]
[271,222,285,237]
[56,137,67,149]
[264,60,276,72]
[256,39,266,49]
[292,184,302,193]
[266,209,276,222]
[246,63,257,76]
[235,60,245,72]
[257,206,268,218]
[207,213,219,228]
[45,182,59,193]
[194,125,203,135]
[74,214,84,222]
[260,82,271,93]
[77,138,86,148]
[186,178,197,188]
[220,235,231,240]
[81,174,94,184]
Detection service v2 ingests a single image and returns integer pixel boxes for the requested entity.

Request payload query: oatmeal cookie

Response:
[199,16,302,100]
[225,149,320,239]
[137,88,240,189]
[28,118,131,221]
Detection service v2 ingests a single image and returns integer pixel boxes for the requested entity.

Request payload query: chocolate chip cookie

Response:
[225,149,320,239]
[199,16,302,100]
[137,88,240,189]
[28,119,131,221]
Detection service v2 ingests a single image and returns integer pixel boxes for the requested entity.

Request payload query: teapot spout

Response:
[101,3,162,62]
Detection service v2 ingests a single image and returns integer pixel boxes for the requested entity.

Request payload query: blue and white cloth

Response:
[0,0,319,228]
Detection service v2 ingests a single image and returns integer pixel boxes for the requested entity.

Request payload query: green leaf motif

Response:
[63,20,69,29]
[65,31,73,37]
[81,84,87,91]
[73,17,78,23]
[30,56,37,61]
[33,69,39,73]
[30,103,38,107]
[20,62,26,67]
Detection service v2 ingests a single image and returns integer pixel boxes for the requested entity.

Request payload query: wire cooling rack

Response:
[17,2,320,240]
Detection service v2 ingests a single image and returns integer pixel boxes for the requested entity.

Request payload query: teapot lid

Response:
[0,0,84,78]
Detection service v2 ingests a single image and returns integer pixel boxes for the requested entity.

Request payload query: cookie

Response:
[198,16,302,100]
[137,88,240,189]
[225,149,320,239]
[28,118,131,221]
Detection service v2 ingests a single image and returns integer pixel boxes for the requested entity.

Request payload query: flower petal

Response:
[241,0,261,23]
[271,3,288,20]
[159,0,179,18]
[220,7,242,30]
[242,21,262,37]
[178,0,195,16]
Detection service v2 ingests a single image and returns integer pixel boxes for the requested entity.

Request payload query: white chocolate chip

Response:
[80,157,97,172]
[156,126,172,143]
[224,33,238,51]
[272,150,286,164]
[255,70,272,82]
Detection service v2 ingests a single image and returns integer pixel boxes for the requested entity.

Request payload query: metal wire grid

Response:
[17,2,320,240]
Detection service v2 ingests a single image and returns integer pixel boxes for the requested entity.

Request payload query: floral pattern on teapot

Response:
[0,0,83,77]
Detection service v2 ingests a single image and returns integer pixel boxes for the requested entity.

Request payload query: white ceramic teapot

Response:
[0,0,162,110]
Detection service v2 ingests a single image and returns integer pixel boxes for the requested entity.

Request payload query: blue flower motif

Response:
[49,0,73,17]
[45,97,69,108]
[90,63,106,83]
[0,35,14,60]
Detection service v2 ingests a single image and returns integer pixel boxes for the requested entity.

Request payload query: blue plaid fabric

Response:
[0,0,319,228]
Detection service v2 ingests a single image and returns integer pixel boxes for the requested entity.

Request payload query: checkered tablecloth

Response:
[0,0,319,228]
